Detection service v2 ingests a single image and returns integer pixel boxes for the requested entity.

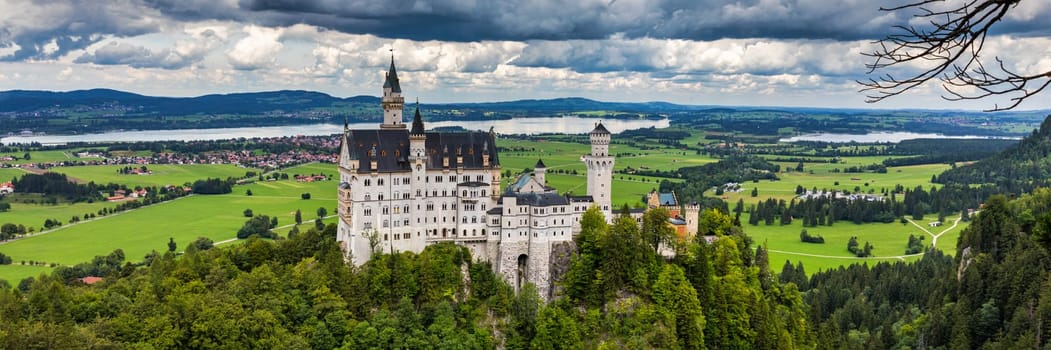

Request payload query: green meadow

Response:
[0,149,78,164]
[0,163,337,283]
[0,200,116,229]
[719,162,952,205]
[745,213,969,274]
[51,164,257,187]
[0,168,28,182]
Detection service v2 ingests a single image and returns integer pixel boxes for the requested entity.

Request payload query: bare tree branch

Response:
[858,0,1050,111]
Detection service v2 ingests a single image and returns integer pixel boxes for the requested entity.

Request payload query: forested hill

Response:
[936,114,1051,193]
[0,89,376,115]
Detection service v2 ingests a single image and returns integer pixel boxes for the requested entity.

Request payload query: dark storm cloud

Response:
[0,0,160,61]
[74,41,205,69]
[171,0,1048,42]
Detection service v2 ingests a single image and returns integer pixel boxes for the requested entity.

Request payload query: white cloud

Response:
[226,26,284,70]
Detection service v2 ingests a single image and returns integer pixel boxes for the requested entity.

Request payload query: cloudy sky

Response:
[1,0,1049,110]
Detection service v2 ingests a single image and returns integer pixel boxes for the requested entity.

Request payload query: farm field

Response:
[719,163,952,205]
[0,264,53,285]
[50,164,257,187]
[0,168,27,182]
[499,138,715,173]
[0,149,80,164]
[0,163,337,283]
[745,213,969,274]
[0,200,115,229]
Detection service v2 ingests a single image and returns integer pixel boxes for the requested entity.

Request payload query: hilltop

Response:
[936,115,1051,193]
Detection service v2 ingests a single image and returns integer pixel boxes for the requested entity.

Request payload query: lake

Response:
[780,131,1019,143]
[1,116,670,145]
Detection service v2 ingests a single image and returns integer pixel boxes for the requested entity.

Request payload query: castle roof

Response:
[343,129,498,172]
[383,56,401,93]
[590,122,610,135]
[534,158,546,168]
[658,192,678,206]
[502,192,570,207]
[410,104,425,135]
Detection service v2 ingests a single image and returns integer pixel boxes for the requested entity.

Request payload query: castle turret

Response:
[380,56,406,129]
[534,158,547,187]
[410,102,427,198]
[582,122,614,220]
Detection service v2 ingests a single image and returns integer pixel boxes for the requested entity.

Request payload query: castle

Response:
[336,57,613,299]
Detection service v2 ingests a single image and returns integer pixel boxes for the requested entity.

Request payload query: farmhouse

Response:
[0,181,13,195]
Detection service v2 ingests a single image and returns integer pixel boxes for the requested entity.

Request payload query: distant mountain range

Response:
[2,88,1050,136]
[5,88,1048,116]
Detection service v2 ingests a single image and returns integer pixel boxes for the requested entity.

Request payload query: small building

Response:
[0,181,13,195]
[79,276,104,285]
[929,221,942,227]
[644,190,700,239]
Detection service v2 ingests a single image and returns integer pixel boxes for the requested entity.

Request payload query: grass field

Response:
[0,264,54,285]
[746,214,969,274]
[0,163,337,283]
[51,164,257,187]
[0,168,28,182]
[719,163,952,205]
[0,200,116,229]
[0,149,79,165]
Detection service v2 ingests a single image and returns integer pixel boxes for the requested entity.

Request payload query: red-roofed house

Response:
[79,276,104,285]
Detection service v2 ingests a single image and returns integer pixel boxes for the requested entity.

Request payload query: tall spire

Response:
[383,53,401,93]
[411,99,425,135]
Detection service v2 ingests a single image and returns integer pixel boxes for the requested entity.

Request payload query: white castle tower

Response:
[583,122,614,220]
[380,55,406,129]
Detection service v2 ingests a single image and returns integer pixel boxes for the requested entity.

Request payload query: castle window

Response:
[378,179,384,186]
[476,175,483,181]
[378,194,384,201]
[404,177,410,185]
[403,205,409,213]
[364,179,371,186]
[393,178,400,185]
[393,191,399,199]
[384,234,388,240]
[364,208,372,216]
[462,216,467,223]
[436,176,442,183]
[393,206,399,214]
[383,220,389,228]
[449,175,456,182]
[364,194,371,201]
[382,206,389,215]
[394,150,400,157]
[482,190,487,197]
[380,150,387,157]
[404,219,409,226]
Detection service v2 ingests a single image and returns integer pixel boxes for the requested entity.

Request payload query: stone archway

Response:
[516,254,529,292]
